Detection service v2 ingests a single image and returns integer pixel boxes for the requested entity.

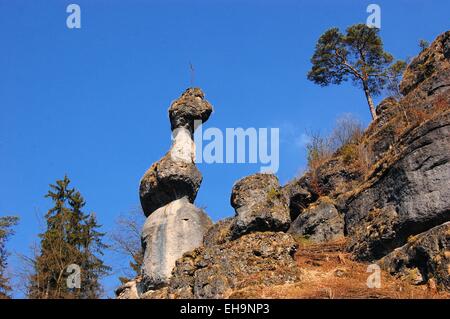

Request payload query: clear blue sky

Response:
[1,0,448,298]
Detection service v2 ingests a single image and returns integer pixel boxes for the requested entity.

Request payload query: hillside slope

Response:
[118,31,450,299]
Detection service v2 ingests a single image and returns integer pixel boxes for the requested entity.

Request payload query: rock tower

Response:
[138,88,213,291]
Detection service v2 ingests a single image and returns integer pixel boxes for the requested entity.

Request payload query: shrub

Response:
[339,143,358,165]
[306,114,365,170]
[329,114,364,150]
[267,187,281,201]
[305,114,368,194]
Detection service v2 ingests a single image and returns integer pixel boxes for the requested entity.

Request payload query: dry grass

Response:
[393,93,449,137]
[304,115,371,196]
[231,239,450,299]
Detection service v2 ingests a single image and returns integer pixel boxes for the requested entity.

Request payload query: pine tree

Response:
[28,176,110,299]
[0,216,19,299]
[307,24,406,120]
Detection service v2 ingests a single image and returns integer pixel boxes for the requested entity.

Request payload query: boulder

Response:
[288,197,344,243]
[345,111,450,260]
[378,222,450,291]
[151,232,300,299]
[230,174,290,239]
[140,197,213,290]
[139,151,202,217]
[168,87,213,133]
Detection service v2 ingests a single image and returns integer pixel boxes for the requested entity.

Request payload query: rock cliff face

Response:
[343,31,450,262]
[118,31,450,299]
[345,112,450,260]
[281,31,449,293]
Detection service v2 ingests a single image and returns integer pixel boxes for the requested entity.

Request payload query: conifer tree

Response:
[0,216,19,299]
[307,24,406,120]
[28,176,110,299]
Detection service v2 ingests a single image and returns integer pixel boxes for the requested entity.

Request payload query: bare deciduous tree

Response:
[109,208,144,284]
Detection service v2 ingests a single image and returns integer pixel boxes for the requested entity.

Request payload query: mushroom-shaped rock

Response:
[230,173,290,239]
[168,87,213,133]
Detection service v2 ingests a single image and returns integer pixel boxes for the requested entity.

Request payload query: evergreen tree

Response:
[307,24,406,120]
[28,176,110,299]
[0,216,19,299]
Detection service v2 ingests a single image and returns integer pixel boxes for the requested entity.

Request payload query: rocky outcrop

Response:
[400,31,450,96]
[338,32,450,266]
[362,32,450,165]
[345,108,450,261]
[117,88,214,298]
[140,197,212,290]
[379,222,450,290]
[282,32,450,291]
[143,232,300,299]
[139,88,213,217]
[119,32,450,298]
[288,197,344,243]
[230,174,290,239]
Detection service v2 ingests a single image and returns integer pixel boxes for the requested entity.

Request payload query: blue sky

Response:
[0,0,448,297]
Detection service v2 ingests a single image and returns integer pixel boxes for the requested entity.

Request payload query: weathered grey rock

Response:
[378,222,450,291]
[139,151,202,217]
[400,31,450,96]
[362,32,450,165]
[230,174,290,239]
[139,88,214,217]
[375,97,401,119]
[397,31,450,122]
[288,197,344,243]
[147,232,299,299]
[115,278,141,299]
[203,217,234,247]
[314,158,364,197]
[345,112,450,260]
[282,178,316,221]
[168,87,213,133]
[140,197,213,290]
